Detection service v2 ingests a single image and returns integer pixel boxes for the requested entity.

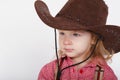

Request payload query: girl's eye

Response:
[73,33,81,37]
[59,32,65,35]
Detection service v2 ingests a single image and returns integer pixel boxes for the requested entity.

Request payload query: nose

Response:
[63,36,72,45]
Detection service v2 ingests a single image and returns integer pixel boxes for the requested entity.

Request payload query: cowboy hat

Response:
[34,0,120,53]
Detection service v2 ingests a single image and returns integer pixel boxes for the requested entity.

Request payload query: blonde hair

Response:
[90,32,114,61]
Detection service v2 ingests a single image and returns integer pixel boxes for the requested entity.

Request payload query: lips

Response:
[64,48,74,52]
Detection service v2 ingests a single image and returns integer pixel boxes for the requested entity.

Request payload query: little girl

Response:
[34,0,120,80]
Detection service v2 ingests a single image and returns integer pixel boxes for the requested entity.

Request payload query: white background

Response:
[0,0,120,80]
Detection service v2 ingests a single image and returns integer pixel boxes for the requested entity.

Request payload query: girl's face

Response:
[58,30,93,62]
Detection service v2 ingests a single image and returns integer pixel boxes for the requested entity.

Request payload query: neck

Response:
[71,52,91,63]
[72,57,92,69]
[70,51,93,69]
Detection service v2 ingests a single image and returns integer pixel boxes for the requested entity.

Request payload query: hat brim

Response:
[34,0,120,53]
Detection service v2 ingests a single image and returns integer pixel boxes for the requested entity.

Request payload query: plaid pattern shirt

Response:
[38,57,117,80]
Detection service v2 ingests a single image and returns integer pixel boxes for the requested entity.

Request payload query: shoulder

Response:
[38,60,57,80]
[102,64,118,80]
[91,58,117,80]
[41,60,57,70]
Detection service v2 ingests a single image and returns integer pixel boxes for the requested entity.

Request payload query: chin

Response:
[66,53,76,58]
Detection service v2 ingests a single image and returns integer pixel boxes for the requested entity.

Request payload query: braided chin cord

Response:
[54,29,61,80]
[54,29,101,80]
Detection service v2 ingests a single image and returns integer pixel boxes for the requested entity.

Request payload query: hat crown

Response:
[56,0,108,26]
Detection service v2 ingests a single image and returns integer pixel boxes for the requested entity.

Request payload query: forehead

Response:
[58,29,89,33]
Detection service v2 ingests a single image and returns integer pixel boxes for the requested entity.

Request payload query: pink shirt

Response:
[38,57,117,80]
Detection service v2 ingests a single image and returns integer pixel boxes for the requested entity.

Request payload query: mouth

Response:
[64,48,74,52]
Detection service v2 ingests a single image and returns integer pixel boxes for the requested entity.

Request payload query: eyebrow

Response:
[72,30,86,33]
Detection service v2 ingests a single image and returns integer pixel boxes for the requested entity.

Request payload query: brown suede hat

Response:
[34,0,120,53]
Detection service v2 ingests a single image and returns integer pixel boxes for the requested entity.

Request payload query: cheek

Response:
[75,39,91,51]
[58,39,63,48]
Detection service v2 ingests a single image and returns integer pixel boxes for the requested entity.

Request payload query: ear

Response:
[91,40,95,45]
[91,37,96,45]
